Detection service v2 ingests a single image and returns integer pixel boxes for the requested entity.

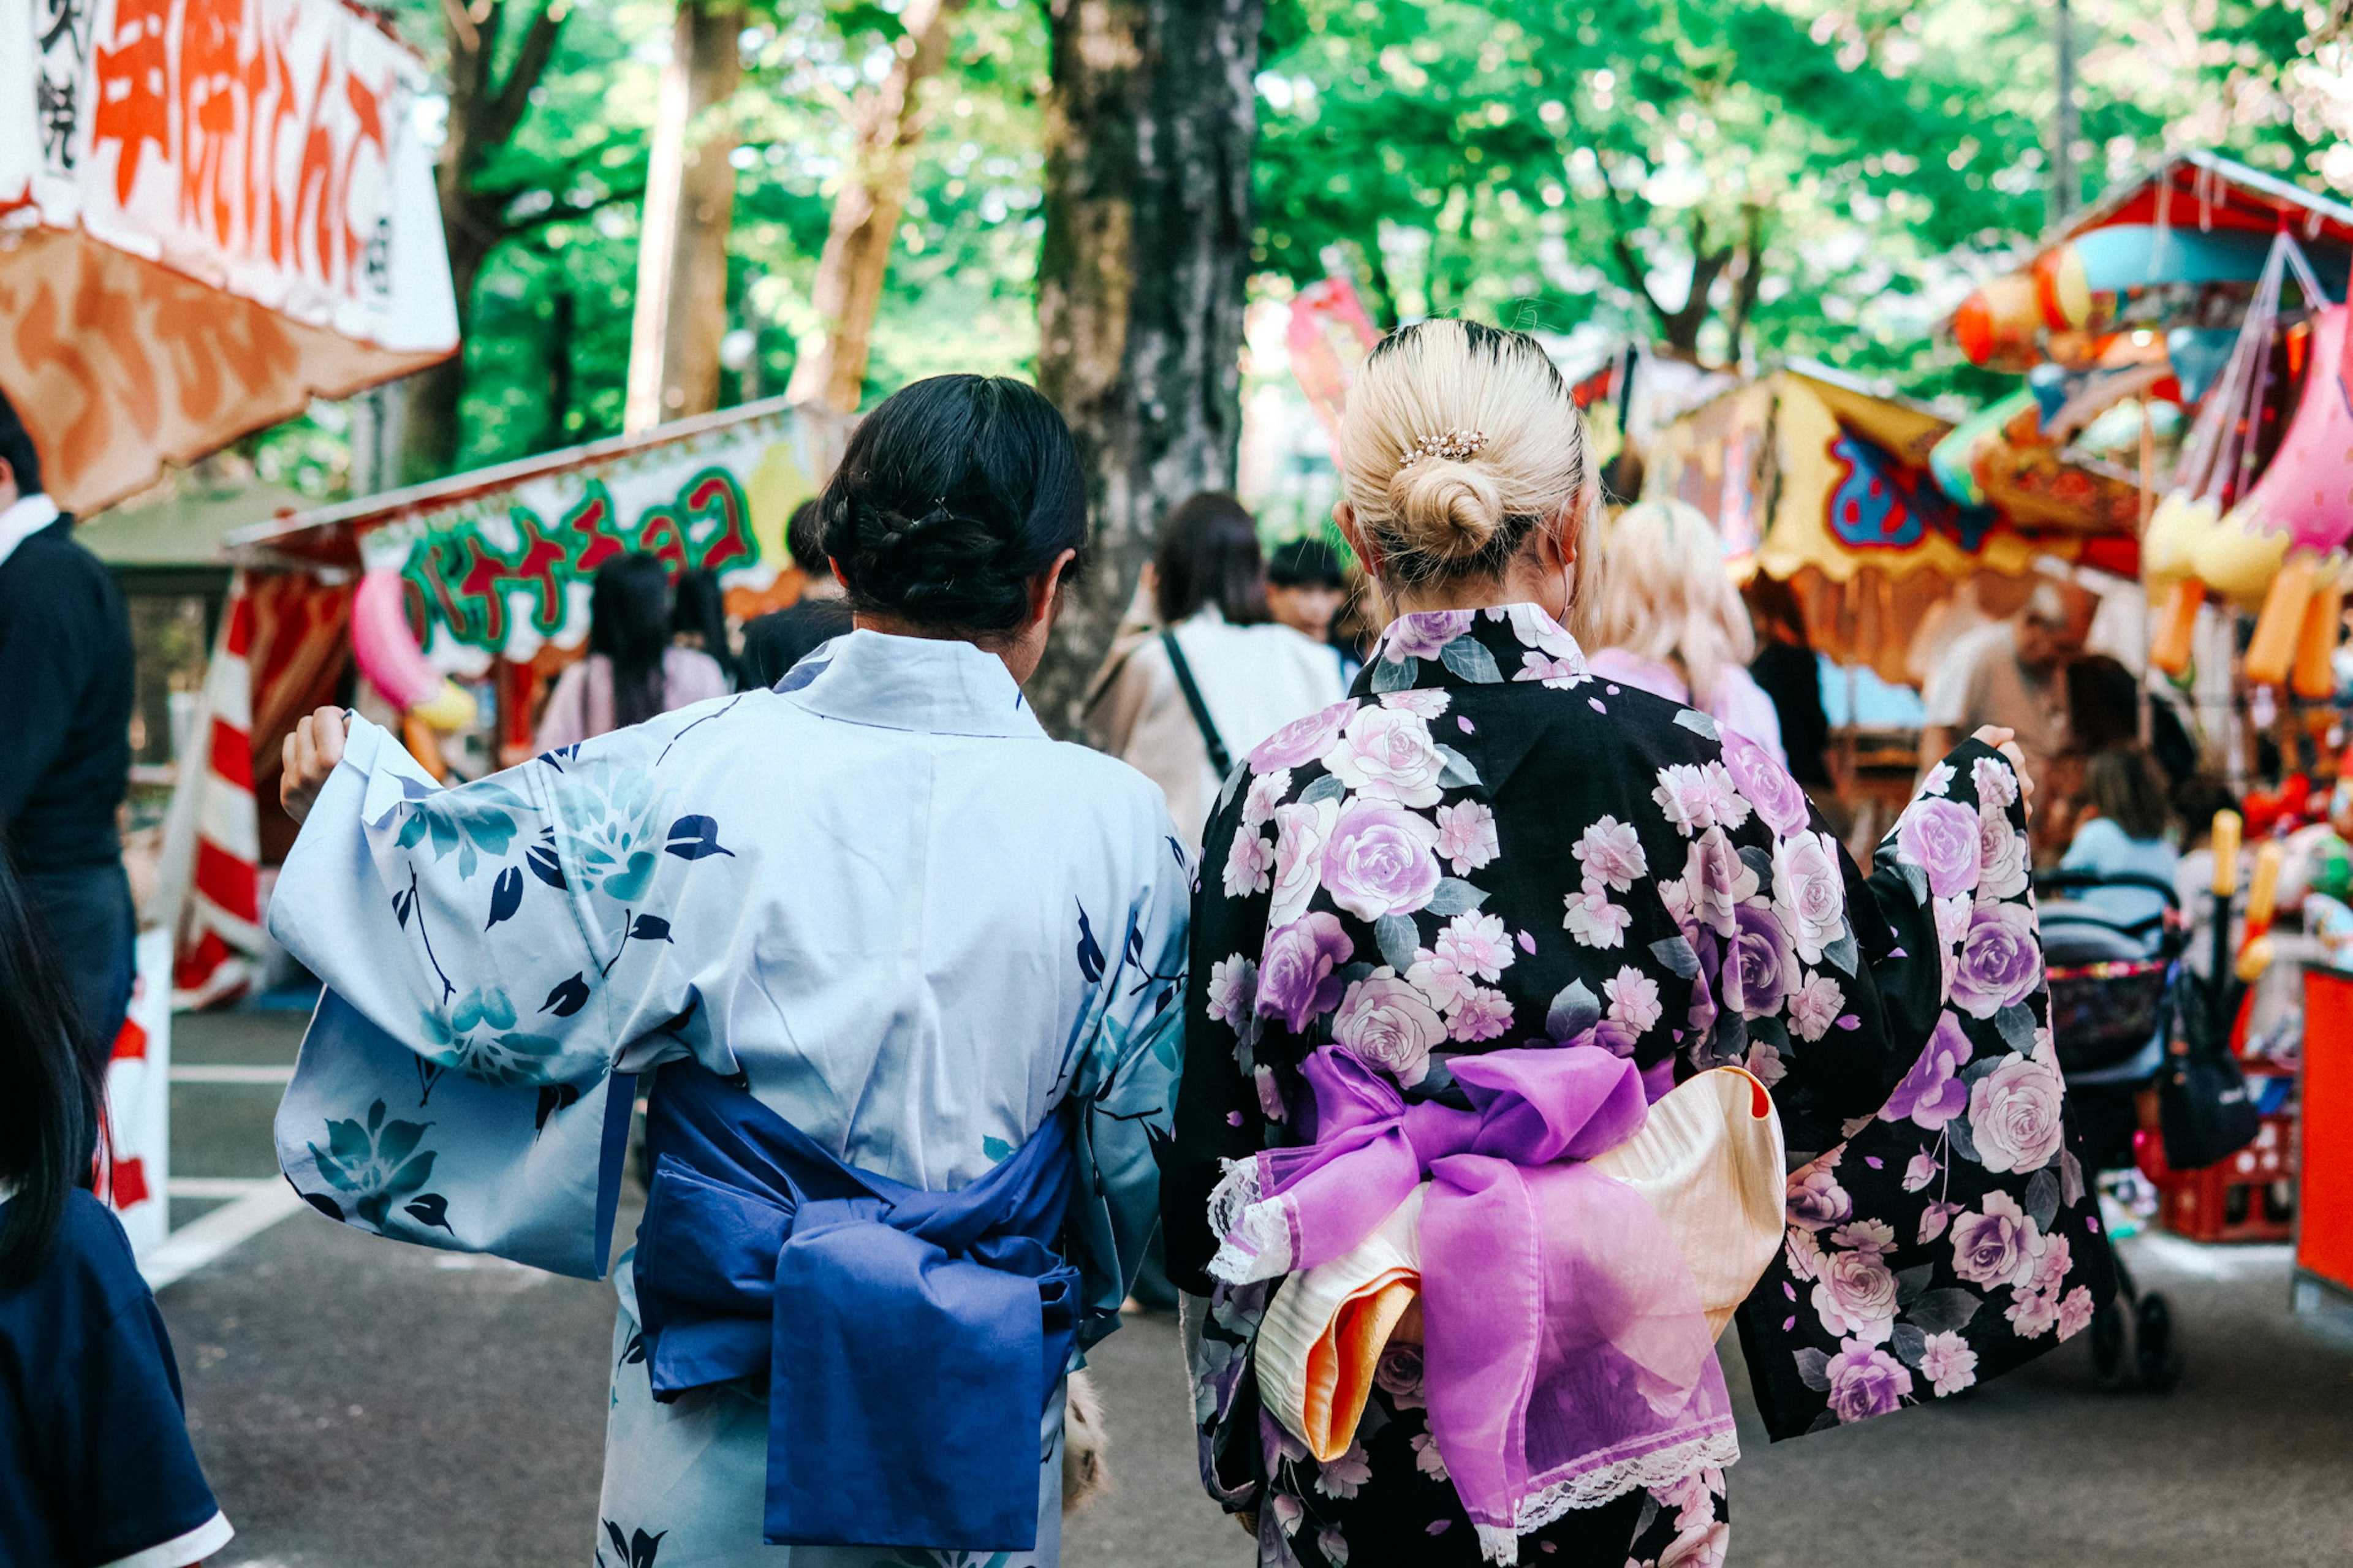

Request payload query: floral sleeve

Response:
[1733,740,2115,1439]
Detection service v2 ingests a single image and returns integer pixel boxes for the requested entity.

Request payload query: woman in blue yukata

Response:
[270,376,1190,1568]
[1161,320,2113,1568]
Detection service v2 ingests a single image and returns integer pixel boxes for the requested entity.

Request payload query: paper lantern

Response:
[1953,274,2043,366]
[2199,304,2353,605]
[2033,226,2277,332]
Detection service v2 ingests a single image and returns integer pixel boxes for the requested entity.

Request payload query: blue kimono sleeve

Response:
[1059,828,1191,1348]
[269,714,730,1277]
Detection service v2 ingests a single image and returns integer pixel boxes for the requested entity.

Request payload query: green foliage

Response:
[243,0,2350,495]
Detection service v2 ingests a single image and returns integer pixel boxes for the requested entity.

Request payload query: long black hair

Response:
[1154,491,1270,625]
[589,553,673,728]
[670,567,734,684]
[819,375,1087,636]
[0,853,104,1284]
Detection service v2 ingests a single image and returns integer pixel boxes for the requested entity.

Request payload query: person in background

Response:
[1585,498,1787,763]
[536,553,728,749]
[670,568,737,689]
[1265,537,1362,684]
[2066,653,2199,788]
[1083,491,1346,854]
[739,498,855,688]
[1743,571,1833,794]
[1919,579,2091,789]
[2060,746,2181,934]
[0,856,233,1567]
[0,396,136,1078]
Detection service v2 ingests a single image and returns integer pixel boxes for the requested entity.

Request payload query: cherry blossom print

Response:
[1745,1039,1789,1086]
[1785,1225,1826,1281]
[1268,795,1342,929]
[1830,1218,1896,1257]
[1332,975,1446,1085]
[1434,800,1500,874]
[1315,1442,1373,1499]
[1322,704,1448,808]
[1919,759,1955,798]
[1406,948,1476,1014]
[1270,1491,1306,1537]
[1433,911,1515,981]
[1900,1150,1941,1192]
[1321,800,1444,921]
[1572,816,1648,892]
[1448,985,1516,1043]
[1411,1430,1449,1481]
[1811,1247,1900,1344]
[1967,1048,2067,1173]
[2006,1282,2062,1339]
[1770,830,1847,964]
[1950,901,2042,1018]
[1917,1331,1979,1396]
[1257,913,1355,1033]
[1318,1528,1352,1566]
[1918,1200,1963,1245]
[1950,1189,2044,1289]
[1825,1339,1914,1423]
[2056,1285,2097,1341]
[1651,760,1752,837]
[1563,879,1632,949]
[1569,1016,1643,1058]
[1224,827,1275,898]
[1207,955,1259,1032]
[1972,752,2020,809]
[1605,965,1664,1033]
[1881,1013,1974,1130]
[1380,609,1474,661]
[1498,602,1583,659]
[1895,797,1981,900]
[1787,972,1846,1042]
[1249,700,1358,771]
[1516,651,1587,689]
[1379,688,1452,720]
[1242,768,1294,831]
[1721,725,1811,839]
[1977,803,2029,901]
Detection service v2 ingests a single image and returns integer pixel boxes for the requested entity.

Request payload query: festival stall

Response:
[3,0,460,1257]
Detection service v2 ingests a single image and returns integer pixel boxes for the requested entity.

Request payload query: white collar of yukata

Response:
[776,627,1050,740]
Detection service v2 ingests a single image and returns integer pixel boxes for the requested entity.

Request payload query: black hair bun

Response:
[819,376,1088,635]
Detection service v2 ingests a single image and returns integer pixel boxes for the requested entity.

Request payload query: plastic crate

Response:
[2150,1107,2300,1243]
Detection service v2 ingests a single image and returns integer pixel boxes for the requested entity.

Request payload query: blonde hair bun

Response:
[1387,457,1504,561]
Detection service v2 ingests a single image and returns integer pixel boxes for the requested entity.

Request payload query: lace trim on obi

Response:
[1205,1156,1297,1285]
[1470,1426,1742,1564]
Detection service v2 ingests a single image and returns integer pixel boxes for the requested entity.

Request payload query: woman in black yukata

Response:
[1161,319,2112,1568]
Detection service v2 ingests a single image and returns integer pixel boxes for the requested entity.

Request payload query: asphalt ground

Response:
[161,1009,2353,1567]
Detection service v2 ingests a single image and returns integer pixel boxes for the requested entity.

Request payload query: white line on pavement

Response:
[170,1063,297,1084]
[169,1176,280,1199]
[142,1184,304,1291]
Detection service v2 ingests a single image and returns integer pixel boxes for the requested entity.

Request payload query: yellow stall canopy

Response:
[1643,368,2145,684]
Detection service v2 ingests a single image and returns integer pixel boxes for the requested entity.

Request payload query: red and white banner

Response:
[100,928,173,1256]
[157,570,265,1007]
[0,0,457,512]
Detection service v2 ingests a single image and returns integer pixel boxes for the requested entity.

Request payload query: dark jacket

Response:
[0,515,133,874]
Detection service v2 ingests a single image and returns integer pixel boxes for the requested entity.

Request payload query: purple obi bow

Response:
[1208,1045,1737,1557]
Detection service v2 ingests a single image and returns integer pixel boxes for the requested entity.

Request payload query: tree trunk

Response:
[625,0,746,433]
[1029,0,1262,738]
[401,0,566,482]
[785,0,969,415]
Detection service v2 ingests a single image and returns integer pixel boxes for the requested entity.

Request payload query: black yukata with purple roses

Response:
[1160,605,2113,1568]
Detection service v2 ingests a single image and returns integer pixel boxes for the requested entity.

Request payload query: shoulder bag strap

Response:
[1159,629,1233,778]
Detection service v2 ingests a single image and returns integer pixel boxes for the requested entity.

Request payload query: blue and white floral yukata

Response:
[268,631,1190,1568]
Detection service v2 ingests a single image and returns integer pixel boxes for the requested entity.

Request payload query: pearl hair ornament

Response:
[1395,429,1488,468]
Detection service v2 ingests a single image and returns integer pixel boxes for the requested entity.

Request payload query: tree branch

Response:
[486,2,566,152]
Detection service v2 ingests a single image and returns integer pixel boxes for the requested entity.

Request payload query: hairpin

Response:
[1396,429,1487,468]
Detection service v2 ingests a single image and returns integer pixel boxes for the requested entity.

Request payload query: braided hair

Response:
[820,375,1087,635]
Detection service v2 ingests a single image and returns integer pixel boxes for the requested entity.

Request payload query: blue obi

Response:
[632,1062,1082,1551]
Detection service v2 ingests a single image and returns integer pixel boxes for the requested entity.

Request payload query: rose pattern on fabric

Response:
[1172,607,2107,1564]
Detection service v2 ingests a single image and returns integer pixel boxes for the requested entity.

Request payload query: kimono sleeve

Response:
[1733,739,2115,1439]
[269,714,731,1276]
[1061,809,1193,1348]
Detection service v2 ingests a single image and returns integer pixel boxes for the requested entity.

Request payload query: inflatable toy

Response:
[352,566,478,731]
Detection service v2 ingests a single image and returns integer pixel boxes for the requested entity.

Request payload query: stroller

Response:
[2033,866,2186,1392]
